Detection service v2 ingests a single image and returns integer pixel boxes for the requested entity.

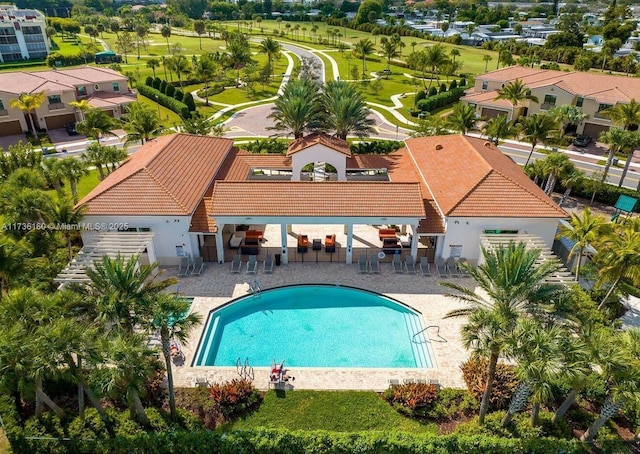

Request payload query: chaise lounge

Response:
[325,234,336,253]
[297,235,309,253]
[245,230,263,242]
[379,228,398,241]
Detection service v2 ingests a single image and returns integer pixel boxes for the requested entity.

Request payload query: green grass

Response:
[226,390,438,433]
[137,94,183,127]
[44,169,101,202]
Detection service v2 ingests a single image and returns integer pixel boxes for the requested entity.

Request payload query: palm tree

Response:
[10,91,46,135]
[146,58,160,78]
[548,105,589,135]
[226,32,251,88]
[601,99,640,131]
[380,37,399,76]
[494,79,538,121]
[482,114,517,144]
[423,44,449,93]
[267,78,321,138]
[81,142,109,180]
[145,293,201,419]
[445,102,478,134]
[442,242,563,425]
[541,152,574,195]
[321,80,375,140]
[166,54,191,89]
[450,48,460,63]
[192,54,217,107]
[41,158,65,196]
[558,168,584,207]
[58,157,89,203]
[518,113,559,166]
[353,38,374,79]
[260,37,281,79]
[0,234,31,294]
[483,54,493,72]
[76,108,117,145]
[598,127,633,182]
[39,195,86,260]
[193,19,206,50]
[69,99,92,122]
[410,113,451,137]
[122,102,163,145]
[161,24,171,53]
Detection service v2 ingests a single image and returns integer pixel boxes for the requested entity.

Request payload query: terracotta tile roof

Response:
[461,91,513,108]
[86,91,137,108]
[79,134,234,216]
[287,132,351,157]
[418,200,445,234]
[211,182,426,218]
[189,197,217,233]
[405,135,567,218]
[0,67,126,94]
[215,149,292,181]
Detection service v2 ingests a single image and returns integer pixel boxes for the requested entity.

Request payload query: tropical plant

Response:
[445,102,478,134]
[517,113,559,166]
[410,114,451,137]
[442,242,563,425]
[482,115,517,144]
[601,99,640,131]
[494,79,539,121]
[0,234,32,294]
[40,158,65,195]
[10,92,46,135]
[226,32,251,88]
[548,105,589,135]
[39,195,86,260]
[541,152,574,195]
[423,44,449,93]
[57,157,89,203]
[69,99,92,122]
[483,54,493,72]
[76,109,117,145]
[380,37,399,76]
[81,142,109,180]
[557,208,608,282]
[181,114,214,135]
[320,80,375,140]
[259,37,281,80]
[268,78,321,139]
[166,54,191,89]
[161,24,171,53]
[146,58,160,78]
[193,19,206,50]
[122,102,163,145]
[353,38,374,79]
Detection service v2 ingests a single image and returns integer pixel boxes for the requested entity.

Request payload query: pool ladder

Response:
[236,357,254,381]
[412,325,448,344]
[248,279,261,295]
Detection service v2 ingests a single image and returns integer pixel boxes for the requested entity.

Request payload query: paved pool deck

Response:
[164,261,473,392]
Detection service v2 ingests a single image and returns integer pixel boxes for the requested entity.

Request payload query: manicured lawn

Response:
[137,94,183,127]
[227,390,438,433]
[45,168,101,202]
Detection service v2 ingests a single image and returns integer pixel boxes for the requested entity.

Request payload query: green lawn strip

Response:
[43,168,101,202]
[137,94,183,127]
[227,390,438,433]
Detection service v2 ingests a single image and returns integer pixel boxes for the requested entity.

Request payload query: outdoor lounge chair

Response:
[325,234,336,253]
[297,235,309,253]
[446,257,461,277]
[357,255,368,273]
[405,255,417,274]
[419,257,432,277]
[435,257,448,277]
[392,254,404,273]
[230,254,242,274]
[457,258,471,277]
[177,257,190,277]
[191,256,204,276]
[369,257,380,274]
[263,253,274,274]
[246,255,258,274]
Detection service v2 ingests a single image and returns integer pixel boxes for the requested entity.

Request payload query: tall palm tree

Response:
[353,38,374,79]
[601,99,640,131]
[541,152,574,195]
[518,113,559,166]
[193,19,206,50]
[482,114,517,144]
[557,208,608,282]
[443,242,563,425]
[321,80,375,140]
[380,37,399,76]
[614,130,640,188]
[192,54,217,106]
[0,234,32,294]
[483,54,493,72]
[41,158,65,196]
[57,157,88,203]
[267,78,321,138]
[598,127,634,182]
[122,102,163,145]
[161,24,171,53]
[146,58,160,78]
[10,91,46,135]
[450,48,460,63]
[166,54,191,89]
[548,105,588,135]
[226,32,251,88]
[423,44,449,93]
[494,78,538,121]
[76,108,117,145]
[259,37,281,80]
[39,195,86,260]
[445,102,478,134]
[145,293,201,419]
[81,142,109,180]
[69,99,92,122]
[558,168,584,207]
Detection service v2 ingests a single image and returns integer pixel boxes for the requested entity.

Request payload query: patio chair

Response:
[263,253,274,274]
[392,254,404,273]
[194,376,209,388]
[177,257,190,277]
[405,255,416,274]
[419,257,432,277]
[230,254,242,274]
[435,257,448,277]
[457,258,471,277]
[388,378,400,388]
[191,256,204,276]
[403,378,415,384]
[246,255,258,274]
[357,255,368,274]
[446,257,461,277]
[369,257,381,274]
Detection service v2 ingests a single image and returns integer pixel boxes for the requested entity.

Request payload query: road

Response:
[280,42,326,84]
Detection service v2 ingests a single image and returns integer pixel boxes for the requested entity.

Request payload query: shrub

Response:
[152,77,162,90]
[350,140,404,155]
[208,378,261,419]
[439,83,447,93]
[173,89,184,103]
[449,80,458,90]
[415,90,426,104]
[455,411,571,440]
[196,84,225,98]
[137,84,190,119]
[183,93,196,112]
[145,76,153,86]
[174,387,221,429]
[416,88,466,113]
[46,51,93,68]
[461,357,518,411]
[425,388,479,420]
[428,86,438,97]
[243,138,288,154]
[165,84,175,98]
[383,383,439,417]
[159,80,167,94]
[460,77,467,87]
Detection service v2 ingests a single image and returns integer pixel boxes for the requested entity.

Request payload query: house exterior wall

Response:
[0,90,28,131]
[291,144,347,181]
[441,216,561,263]
[35,89,78,130]
[527,85,574,115]
[81,215,195,266]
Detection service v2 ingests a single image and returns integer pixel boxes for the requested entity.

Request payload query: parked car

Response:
[65,123,78,136]
[573,135,592,147]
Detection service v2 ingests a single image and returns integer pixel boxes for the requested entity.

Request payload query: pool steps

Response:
[403,312,430,368]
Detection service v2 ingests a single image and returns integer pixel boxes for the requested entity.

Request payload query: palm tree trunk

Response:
[70,179,78,203]
[598,275,622,309]
[28,111,37,135]
[479,349,499,426]
[36,377,65,419]
[581,397,623,442]
[618,150,635,188]
[574,248,583,282]
[602,149,615,182]
[64,353,108,423]
[78,357,84,419]
[131,391,149,425]
[524,142,536,167]
[530,402,540,426]
[502,380,531,426]
[161,335,177,419]
[96,164,105,181]
[553,388,578,423]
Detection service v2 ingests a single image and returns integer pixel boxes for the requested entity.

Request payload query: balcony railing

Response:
[540,102,556,110]
[594,112,611,120]
[48,102,65,111]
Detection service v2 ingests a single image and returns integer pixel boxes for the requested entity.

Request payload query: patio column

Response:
[410,224,419,261]
[215,229,225,264]
[345,223,353,264]
[280,223,289,265]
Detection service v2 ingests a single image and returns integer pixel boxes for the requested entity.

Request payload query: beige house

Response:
[0,66,135,136]
[462,67,640,137]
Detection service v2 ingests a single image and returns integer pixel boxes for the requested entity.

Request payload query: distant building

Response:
[0,5,50,62]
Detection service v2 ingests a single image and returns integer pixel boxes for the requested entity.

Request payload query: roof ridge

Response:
[403,142,447,220]
[141,167,189,214]
[446,171,492,216]
[488,167,565,215]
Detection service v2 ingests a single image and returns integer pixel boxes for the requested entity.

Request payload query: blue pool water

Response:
[194,285,433,368]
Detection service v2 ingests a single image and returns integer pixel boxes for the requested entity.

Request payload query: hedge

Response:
[567,180,640,213]
[136,84,190,119]
[46,52,93,68]
[417,88,466,113]
[6,427,584,454]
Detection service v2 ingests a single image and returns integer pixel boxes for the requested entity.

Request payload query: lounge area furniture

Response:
[325,234,336,253]
[297,235,309,253]
[229,233,243,249]
[457,258,471,277]
[446,257,461,277]
[383,237,400,254]
[369,258,380,274]
[312,239,322,251]
[230,254,242,274]
[241,236,259,255]
[358,255,368,273]
[263,253,274,273]
[392,254,404,273]
[405,255,416,274]
[245,230,263,242]
[191,256,204,276]
[419,257,432,277]
[246,255,258,274]
[435,257,448,277]
[177,257,190,277]
[379,228,398,241]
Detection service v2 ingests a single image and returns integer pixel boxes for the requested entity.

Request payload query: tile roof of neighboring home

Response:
[86,91,138,108]
[460,90,513,108]
[404,135,567,218]
[286,132,352,157]
[211,182,426,218]
[78,134,234,216]
[0,67,125,95]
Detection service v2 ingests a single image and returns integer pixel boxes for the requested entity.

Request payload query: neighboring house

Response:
[462,66,640,137]
[76,133,566,268]
[0,66,135,136]
[0,6,50,62]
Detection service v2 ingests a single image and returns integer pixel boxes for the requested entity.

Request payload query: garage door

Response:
[45,113,76,130]
[481,107,509,119]
[582,122,609,140]
[0,120,23,136]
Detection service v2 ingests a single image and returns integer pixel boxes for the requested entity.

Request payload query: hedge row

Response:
[6,426,584,454]
[46,52,93,68]
[569,180,640,213]
[416,88,466,113]
[136,84,190,119]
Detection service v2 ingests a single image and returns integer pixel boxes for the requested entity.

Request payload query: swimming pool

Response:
[193,285,434,368]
